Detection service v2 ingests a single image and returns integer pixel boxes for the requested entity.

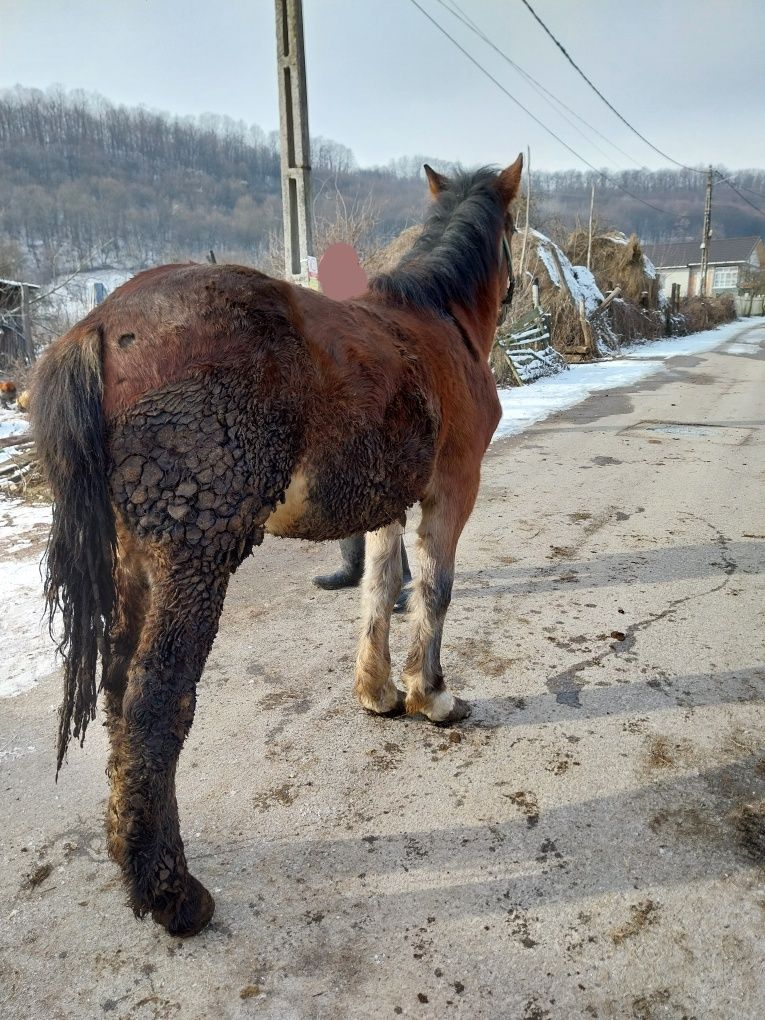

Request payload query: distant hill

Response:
[0,86,762,281]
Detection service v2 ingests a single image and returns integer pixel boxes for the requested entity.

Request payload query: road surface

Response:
[2,321,764,1019]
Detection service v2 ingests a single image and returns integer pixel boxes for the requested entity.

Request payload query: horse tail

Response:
[32,326,116,775]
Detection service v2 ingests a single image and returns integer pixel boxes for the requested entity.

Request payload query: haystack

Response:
[363,225,423,276]
[565,230,660,309]
[509,228,620,356]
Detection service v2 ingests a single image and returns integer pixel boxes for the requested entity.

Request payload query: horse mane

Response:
[369,166,505,318]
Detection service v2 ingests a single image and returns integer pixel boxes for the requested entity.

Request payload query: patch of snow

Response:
[46,268,133,327]
[642,254,657,280]
[0,407,29,442]
[569,265,603,316]
[0,499,57,698]
[526,228,604,314]
[533,242,560,288]
[494,319,750,441]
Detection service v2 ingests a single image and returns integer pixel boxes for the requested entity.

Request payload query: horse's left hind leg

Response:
[108,550,230,936]
[354,522,407,715]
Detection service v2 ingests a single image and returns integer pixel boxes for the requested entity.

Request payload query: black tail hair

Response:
[32,327,116,775]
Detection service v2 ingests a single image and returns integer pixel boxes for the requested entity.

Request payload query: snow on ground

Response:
[0,407,31,468]
[0,406,29,441]
[46,268,133,329]
[0,499,57,698]
[495,319,760,439]
[0,318,761,699]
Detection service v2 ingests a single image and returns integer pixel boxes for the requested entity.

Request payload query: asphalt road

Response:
[2,321,764,1019]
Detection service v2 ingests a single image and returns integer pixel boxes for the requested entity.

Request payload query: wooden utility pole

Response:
[586,182,595,271]
[275,0,315,283]
[699,165,713,297]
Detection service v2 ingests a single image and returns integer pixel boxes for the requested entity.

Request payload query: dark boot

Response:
[313,535,365,590]
[393,539,413,613]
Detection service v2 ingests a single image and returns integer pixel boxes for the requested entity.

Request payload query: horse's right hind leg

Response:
[402,464,479,724]
[106,548,231,936]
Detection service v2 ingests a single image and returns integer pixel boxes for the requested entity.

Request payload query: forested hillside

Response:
[1,86,763,282]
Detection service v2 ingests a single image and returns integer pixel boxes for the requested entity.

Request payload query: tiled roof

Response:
[642,236,761,268]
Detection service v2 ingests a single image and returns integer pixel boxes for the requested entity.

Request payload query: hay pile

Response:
[363,225,423,277]
[565,230,660,308]
[510,228,619,355]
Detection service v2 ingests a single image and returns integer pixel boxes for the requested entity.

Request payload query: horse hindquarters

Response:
[103,375,296,933]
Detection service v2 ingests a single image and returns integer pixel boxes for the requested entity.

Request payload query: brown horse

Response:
[32,156,522,937]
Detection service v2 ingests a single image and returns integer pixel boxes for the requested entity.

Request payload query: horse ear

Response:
[497,153,524,206]
[424,164,449,197]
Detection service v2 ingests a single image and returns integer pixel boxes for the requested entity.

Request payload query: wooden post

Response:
[20,284,35,364]
[577,296,596,357]
[586,182,595,270]
[518,145,531,289]
[531,276,540,309]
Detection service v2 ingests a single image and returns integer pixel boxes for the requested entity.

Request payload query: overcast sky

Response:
[2,0,764,173]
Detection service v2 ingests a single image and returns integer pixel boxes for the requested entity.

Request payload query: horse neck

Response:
[447,279,500,359]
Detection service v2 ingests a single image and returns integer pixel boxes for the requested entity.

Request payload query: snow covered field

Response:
[0,318,761,699]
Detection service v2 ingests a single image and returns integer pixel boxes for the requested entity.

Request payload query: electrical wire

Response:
[519,0,708,177]
[408,0,679,218]
[435,0,644,169]
[719,177,765,202]
[716,175,765,218]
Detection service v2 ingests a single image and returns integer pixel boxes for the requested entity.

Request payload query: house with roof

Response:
[642,236,764,308]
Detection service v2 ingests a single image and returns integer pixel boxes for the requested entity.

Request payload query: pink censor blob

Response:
[317,242,368,300]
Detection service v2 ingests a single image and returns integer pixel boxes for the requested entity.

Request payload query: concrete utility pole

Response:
[699,165,713,297]
[275,0,315,283]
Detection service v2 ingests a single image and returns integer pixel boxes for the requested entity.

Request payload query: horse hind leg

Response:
[107,546,231,936]
[103,525,151,871]
[354,521,407,716]
[402,467,479,724]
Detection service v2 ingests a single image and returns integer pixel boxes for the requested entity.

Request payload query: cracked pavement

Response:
[1,322,765,1019]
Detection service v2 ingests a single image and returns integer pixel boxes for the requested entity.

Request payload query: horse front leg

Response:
[354,522,407,715]
[109,554,230,936]
[403,468,479,724]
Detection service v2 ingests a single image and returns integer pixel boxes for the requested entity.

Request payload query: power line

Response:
[721,177,765,202]
[716,175,765,218]
[407,0,679,218]
[519,0,707,177]
[435,0,644,170]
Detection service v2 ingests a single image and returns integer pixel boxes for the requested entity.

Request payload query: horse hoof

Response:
[434,696,472,726]
[363,687,407,718]
[379,688,407,717]
[152,876,215,938]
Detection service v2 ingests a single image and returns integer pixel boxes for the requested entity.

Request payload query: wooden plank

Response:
[0,431,33,450]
